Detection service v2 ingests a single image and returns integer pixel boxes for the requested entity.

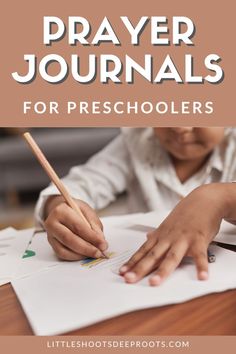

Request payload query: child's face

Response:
[153,128,225,160]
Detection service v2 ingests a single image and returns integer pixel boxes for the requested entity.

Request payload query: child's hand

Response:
[44,196,108,261]
[120,184,226,286]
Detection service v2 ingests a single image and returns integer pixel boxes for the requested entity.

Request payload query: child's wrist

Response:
[196,183,236,220]
[217,183,236,221]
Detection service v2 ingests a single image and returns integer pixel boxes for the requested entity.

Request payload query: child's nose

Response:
[171,127,193,134]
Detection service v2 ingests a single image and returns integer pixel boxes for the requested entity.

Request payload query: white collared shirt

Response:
[35,128,236,226]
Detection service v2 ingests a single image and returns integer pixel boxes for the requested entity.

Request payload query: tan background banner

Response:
[0,336,236,354]
[0,0,235,126]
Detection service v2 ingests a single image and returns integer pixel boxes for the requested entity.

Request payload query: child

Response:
[35,127,236,285]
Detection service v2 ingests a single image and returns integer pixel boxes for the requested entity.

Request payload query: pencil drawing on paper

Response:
[80,252,116,269]
[22,250,36,259]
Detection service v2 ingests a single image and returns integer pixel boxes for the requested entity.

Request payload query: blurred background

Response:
[0,128,119,230]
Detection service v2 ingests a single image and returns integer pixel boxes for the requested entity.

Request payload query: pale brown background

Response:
[1,336,236,354]
[1,0,235,126]
[1,1,236,352]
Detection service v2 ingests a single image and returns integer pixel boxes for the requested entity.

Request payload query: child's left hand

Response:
[120,184,227,286]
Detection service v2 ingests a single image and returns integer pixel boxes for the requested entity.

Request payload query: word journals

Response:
[12,16,224,85]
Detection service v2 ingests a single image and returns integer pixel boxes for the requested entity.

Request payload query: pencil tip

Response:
[102,252,109,259]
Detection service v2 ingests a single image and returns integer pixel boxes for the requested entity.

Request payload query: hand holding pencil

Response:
[23,132,108,261]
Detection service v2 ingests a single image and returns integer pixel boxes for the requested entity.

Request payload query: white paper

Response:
[129,210,170,229]
[130,210,236,246]
[14,231,60,279]
[214,220,236,245]
[101,212,145,230]
[12,226,236,336]
[0,228,33,286]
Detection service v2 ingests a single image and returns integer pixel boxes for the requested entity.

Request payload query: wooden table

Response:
[0,283,236,335]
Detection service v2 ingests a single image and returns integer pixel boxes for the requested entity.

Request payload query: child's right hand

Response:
[44,196,108,261]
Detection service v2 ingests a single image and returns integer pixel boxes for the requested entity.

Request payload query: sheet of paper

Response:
[132,210,236,246]
[132,210,175,227]
[14,231,60,279]
[12,226,236,335]
[0,228,33,286]
[214,220,236,245]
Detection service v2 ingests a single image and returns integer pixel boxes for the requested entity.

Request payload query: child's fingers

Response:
[79,202,104,232]
[49,222,104,259]
[149,242,188,286]
[79,203,108,251]
[191,244,209,280]
[119,236,157,274]
[48,235,84,261]
[123,241,170,283]
[53,204,107,250]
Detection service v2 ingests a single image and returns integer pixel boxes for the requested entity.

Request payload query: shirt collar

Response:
[205,146,224,174]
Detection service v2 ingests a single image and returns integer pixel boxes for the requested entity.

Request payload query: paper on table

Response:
[14,231,60,279]
[128,210,170,229]
[214,220,236,246]
[0,228,33,286]
[8,213,145,282]
[12,226,236,335]
[132,210,236,246]
[101,212,144,230]
[4,209,234,281]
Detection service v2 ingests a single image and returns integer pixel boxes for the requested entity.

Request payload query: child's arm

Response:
[120,183,236,286]
[35,134,132,227]
[44,196,107,260]
[35,134,135,261]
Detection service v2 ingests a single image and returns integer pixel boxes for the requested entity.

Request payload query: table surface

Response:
[1,282,236,336]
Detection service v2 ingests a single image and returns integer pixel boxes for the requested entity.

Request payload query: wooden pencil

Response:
[23,132,108,258]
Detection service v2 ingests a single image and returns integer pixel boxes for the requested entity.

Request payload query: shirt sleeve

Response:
[34,134,133,227]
